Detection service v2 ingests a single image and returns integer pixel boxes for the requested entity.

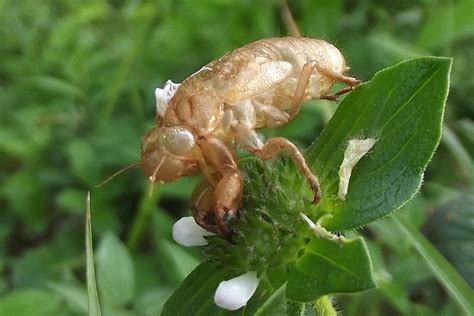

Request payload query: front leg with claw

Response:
[192,136,243,236]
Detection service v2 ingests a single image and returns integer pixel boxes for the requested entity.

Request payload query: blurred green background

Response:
[0,0,472,315]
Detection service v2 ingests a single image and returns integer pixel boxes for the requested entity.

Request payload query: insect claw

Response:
[312,191,321,204]
[214,207,235,237]
[306,177,321,204]
[309,185,321,204]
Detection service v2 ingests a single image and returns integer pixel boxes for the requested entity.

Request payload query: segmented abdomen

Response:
[232,37,346,105]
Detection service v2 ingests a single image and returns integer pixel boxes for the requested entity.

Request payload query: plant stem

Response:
[392,213,474,314]
[442,124,474,184]
[126,188,160,250]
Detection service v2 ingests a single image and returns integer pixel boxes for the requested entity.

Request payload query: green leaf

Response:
[133,287,174,316]
[307,57,452,230]
[162,264,302,315]
[253,284,287,316]
[96,232,135,307]
[151,212,201,284]
[0,289,62,316]
[234,278,303,316]
[161,262,227,316]
[392,213,474,314]
[158,240,201,282]
[86,193,102,316]
[267,236,374,302]
[48,281,88,313]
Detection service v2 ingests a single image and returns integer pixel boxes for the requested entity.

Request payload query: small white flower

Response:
[172,217,215,247]
[338,138,377,199]
[214,271,259,311]
[155,80,180,116]
[300,213,317,230]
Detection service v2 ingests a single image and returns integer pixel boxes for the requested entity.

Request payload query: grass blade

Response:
[86,192,102,316]
[442,124,474,183]
[392,214,474,314]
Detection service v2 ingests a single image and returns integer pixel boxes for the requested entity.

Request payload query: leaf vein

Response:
[302,250,367,283]
[378,66,444,132]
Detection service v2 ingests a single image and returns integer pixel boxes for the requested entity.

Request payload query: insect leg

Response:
[191,177,217,233]
[197,136,243,235]
[289,61,361,117]
[254,102,290,128]
[289,60,318,119]
[235,124,320,204]
[320,86,355,101]
[196,151,219,188]
[314,63,361,87]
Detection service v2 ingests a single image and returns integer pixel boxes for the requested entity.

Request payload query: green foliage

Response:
[161,263,226,316]
[96,232,135,307]
[424,194,474,286]
[0,0,472,315]
[308,57,451,230]
[267,237,374,301]
[393,214,474,314]
[0,289,62,316]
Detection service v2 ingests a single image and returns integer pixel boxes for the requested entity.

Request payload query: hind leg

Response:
[234,124,320,204]
[289,61,361,118]
[321,86,356,101]
[314,63,360,87]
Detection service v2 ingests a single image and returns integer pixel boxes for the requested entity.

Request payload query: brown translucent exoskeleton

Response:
[140,37,360,235]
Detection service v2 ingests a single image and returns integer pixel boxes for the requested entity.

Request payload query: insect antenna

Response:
[148,156,166,196]
[96,161,141,188]
[281,0,302,38]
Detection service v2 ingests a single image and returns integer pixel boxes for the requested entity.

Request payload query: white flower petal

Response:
[214,271,259,311]
[172,217,215,247]
[300,213,316,230]
[338,138,377,199]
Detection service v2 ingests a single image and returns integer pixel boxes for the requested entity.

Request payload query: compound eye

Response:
[141,128,160,153]
[162,127,195,156]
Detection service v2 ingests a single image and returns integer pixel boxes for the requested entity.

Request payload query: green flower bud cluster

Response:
[205,157,322,274]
